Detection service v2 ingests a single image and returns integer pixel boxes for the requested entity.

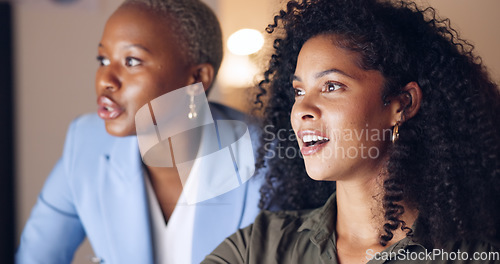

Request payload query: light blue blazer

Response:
[16,103,263,264]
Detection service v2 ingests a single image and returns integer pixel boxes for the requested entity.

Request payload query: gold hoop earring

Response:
[392,122,400,143]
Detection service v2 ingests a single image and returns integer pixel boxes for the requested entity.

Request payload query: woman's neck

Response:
[335,173,418,263]
[146,165,183,223]
[336,176,385,244]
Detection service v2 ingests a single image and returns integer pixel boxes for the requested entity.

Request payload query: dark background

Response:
[0,2,15,263]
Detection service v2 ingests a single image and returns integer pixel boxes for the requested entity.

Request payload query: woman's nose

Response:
[292,94,321,122]
[96,65,121,92]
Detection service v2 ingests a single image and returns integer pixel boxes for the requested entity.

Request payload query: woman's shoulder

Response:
[248,193,337,242]
[61,113,138,165]
[68,113,107,136]
[203,208,322,264]
[65,113,131,146]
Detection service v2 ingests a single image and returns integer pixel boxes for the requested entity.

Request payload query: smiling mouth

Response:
[302,134,330,147]
[299,133,331,156]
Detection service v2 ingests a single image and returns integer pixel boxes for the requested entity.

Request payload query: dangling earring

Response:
[188,94,197,119]
[187,85,198,119]
[392,122,400,143]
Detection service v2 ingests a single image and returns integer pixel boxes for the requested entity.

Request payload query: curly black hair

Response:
[255,0,500,247]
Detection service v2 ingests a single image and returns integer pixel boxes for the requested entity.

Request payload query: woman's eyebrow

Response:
[97,43,152,54]
[124,44,152,54]
[315,68,355,79]
[293,68,356,82]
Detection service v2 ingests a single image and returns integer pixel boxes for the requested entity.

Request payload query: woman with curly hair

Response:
[203,0,500,263]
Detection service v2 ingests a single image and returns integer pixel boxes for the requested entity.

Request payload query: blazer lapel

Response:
[191,177,247,264]
[190,118,255,264]
[98,136,154,264]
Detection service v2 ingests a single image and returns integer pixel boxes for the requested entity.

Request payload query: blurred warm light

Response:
[227,29,264,55]
[218,53,259,88]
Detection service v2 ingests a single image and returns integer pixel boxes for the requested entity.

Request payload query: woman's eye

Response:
[323,81,344,92]
[125,57,142,67]
[294,88,305,97]
[97,56,110,66]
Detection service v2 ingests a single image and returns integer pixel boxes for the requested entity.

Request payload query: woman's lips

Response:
[297,130,330,156]
[97,96,124,120]
[300,141,329,156]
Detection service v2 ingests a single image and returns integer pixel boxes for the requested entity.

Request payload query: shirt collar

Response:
[297,192,337,245]
[297,192,429,251]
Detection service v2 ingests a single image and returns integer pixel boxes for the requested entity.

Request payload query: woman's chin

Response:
[104,121,135,137]
[305,167,333,182]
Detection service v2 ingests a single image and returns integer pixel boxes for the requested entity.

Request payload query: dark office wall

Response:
[0,2,15,263]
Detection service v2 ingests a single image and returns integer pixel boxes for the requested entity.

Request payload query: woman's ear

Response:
[187,63,215,91]
[400,81,422,121]
[389,81,422,125]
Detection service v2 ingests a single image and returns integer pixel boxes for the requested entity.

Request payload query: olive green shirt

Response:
[203,194,500,263]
